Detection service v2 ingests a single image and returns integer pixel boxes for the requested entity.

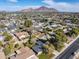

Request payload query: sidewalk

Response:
[52,35,79,59]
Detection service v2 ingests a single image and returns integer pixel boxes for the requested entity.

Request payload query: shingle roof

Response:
[32,45,42,54]
[36,40,44,46]
[32,41,45,54]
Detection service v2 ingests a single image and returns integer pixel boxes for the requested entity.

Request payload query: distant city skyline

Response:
[0,0,79,12]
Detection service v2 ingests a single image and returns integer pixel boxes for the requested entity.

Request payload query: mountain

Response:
[20,6,58,12]
[36,6,49,10]
[21,8,34,12]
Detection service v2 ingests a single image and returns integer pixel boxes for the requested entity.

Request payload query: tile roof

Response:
[15,32,29,37]
[0,51,6,59]
[10,47,38,59]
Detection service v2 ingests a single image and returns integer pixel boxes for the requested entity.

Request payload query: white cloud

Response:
[7,0,18,3]
[42,0,54,5]
[42,0,79,12]
[0,6,20,11]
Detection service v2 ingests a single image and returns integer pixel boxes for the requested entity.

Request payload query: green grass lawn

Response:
[38,53,49,59]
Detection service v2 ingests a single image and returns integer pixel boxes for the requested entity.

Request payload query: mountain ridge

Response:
[20,6,58,12]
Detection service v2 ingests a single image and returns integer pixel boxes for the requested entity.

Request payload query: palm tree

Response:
[27,30,32,44]
[24,20,33,28]
[24,19,33,44]
[43,28,49,41]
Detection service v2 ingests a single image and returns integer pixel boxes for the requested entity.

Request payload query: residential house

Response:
[0,50,6,59]
[14,32,29,41]
[33,31,44,38]
[32,40,45,55]
[7,23,17,32]
[10,47,38,59]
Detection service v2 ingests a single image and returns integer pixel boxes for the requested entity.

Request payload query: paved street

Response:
[56,38,79,59]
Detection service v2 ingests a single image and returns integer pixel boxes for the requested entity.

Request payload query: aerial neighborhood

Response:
[0,6,79,59]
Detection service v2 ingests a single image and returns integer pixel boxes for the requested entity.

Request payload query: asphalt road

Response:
[56,38,79,59]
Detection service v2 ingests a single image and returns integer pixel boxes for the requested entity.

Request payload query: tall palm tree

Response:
[27,30,32,44]
[43,28,49,41]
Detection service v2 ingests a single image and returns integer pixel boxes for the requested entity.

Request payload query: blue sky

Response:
[0,0,79,12]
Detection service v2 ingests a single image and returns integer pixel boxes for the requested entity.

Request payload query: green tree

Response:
[28,31,32,44]
[51,29,67,51]
[54,29,67,42]
[4,34,13,41]
[4,43,14,55]
[14,43,19,49]
[24,20,33,27]
[71,17,78,24]
[42,45,53,59]
[55,41,64,51]
[43,28,49,41]
[0,41,3,47]
[73,28,79,35]
[66,28,79,37]
[0,24,6,28]
[3,32,13,41]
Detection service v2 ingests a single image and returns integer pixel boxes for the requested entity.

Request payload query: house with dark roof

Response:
[32,45,42,55]
[32,40,45,55]
[7,23,17,32]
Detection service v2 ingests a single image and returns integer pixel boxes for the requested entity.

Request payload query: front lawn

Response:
[38,53,49,59]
